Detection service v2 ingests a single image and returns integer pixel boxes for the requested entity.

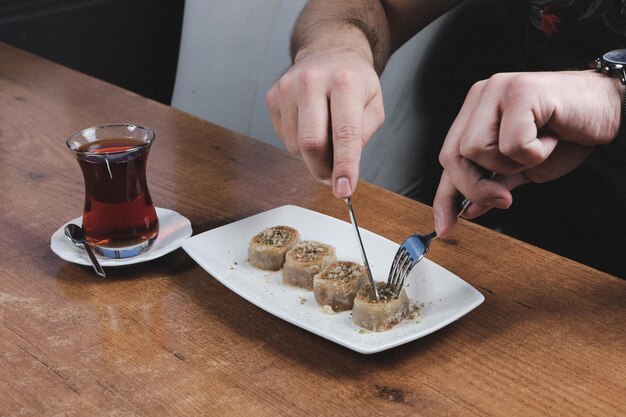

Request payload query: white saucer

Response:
[51,207,192,267]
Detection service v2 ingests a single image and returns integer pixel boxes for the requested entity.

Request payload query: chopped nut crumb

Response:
[320,262,362,283]
[362,282,398,302]
[299,297,307,305]
[320,305,335,315]
[291,241,328,262]
[255,226,294,247]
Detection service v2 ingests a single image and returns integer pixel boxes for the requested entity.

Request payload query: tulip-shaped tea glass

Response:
[66,124,159,258]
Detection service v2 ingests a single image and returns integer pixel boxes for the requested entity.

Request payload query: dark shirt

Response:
[485,0,626,277]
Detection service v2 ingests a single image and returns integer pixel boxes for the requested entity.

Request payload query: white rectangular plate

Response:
[182,205,484,354]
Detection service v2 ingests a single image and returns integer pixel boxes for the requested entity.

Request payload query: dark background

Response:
[0,0,185,104]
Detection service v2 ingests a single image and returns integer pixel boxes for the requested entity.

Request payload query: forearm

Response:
[290,0,462,74]
[291,0,391,74]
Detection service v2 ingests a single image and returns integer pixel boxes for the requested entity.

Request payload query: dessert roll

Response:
[352,282,410,331]
[248,226,300,270]
[282,240,337,290]
[313,261,367,312]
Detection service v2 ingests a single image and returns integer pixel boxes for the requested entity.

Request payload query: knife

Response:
[344,197,380,301]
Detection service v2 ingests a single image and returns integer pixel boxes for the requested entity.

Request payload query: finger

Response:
[363,90,385,145]
[498,97,558,167]
[266,85,284,144]
[456,83,526,176]
[329,78,367,198]
[444,155,511,209]
[524,140,593,183]
[433,171,472,237]
[434,169,530,237]
[297,92,332,182]
[277,97,300,155]
[438,80,510,213]
[269,75,302,156]
[439,80,487,162]
[461,172,528,218]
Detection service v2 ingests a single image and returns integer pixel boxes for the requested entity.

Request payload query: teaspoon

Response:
[64,223,106,277]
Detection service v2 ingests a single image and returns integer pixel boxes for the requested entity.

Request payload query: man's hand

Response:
[433,71,623,236]
[266,47,385,198]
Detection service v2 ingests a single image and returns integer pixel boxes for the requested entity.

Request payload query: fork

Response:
[386,197,473,297]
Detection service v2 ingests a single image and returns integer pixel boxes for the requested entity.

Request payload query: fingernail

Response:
[335,176,352,197]
[435,213,443,234]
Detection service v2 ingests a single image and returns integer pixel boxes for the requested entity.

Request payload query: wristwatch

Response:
[595,49,626,149]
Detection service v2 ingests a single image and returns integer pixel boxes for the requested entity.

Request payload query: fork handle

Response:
[458,198,472,218]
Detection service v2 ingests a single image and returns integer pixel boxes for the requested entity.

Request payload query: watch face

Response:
[604,49,626,65]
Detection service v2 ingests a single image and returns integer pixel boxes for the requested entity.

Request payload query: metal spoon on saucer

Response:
[64,223,106,277]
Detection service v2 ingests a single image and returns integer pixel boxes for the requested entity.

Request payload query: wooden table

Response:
[1,42,624,416]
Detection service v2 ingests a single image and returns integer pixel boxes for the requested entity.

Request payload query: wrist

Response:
[595,50,626,150]
[611,87,626,151]
[293,25,375,67]
[602,76,626,151]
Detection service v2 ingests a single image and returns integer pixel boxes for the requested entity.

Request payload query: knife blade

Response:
[344,196,380,301]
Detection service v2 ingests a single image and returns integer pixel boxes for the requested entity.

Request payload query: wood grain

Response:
[0,42,624,417]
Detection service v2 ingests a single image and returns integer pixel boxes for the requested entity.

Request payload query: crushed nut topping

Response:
[322,262,362,282]
[291,241,328,262]
[255,226,293,247]
[362,283,397,302]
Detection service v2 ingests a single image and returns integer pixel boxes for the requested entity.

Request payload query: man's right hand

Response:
[266,46,385,198]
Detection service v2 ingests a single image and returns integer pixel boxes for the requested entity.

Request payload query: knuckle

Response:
[499,140,543,167]
[331,68,357,89]
[277,76,294,97]
[334,123,361,142]
[458,141,480,161]
[438,148,453,167]
[468,79,487,96]
[265,88,277,110]
[498,140,523,158]
[299,135,326,153]
[299,68,323,92]
[488,72,510,85]
[502,75,538,104]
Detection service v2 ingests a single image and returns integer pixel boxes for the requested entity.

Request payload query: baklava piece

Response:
[248,226,300,270]
[282,240,337,290]
[313,261,367,312]
[352,282,410,331]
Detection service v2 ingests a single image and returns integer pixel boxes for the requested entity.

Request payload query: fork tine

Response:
[387,247,406,289]
[386,200,475,297]
[389,249,413,294]
[391,250,411,288]
[392,249,419,295]
[394,257,415,295]
[395,275,406,296]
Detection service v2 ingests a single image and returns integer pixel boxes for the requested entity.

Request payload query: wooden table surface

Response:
[0,42,624,417]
